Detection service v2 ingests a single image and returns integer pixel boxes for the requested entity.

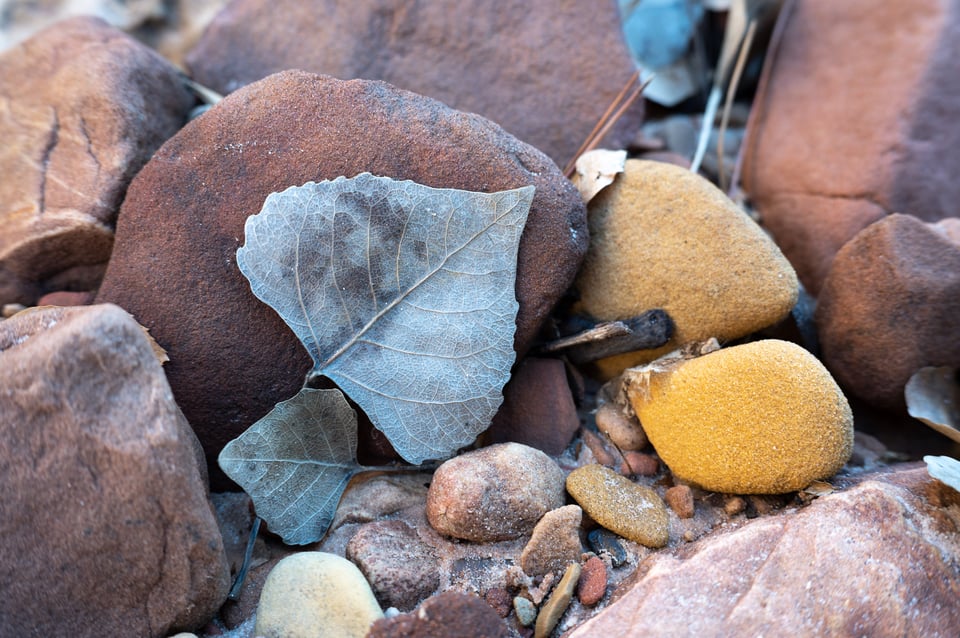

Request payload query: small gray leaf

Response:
[237,173,534,464]
[218,388,360,545]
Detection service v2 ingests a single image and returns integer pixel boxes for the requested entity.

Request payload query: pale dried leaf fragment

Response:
[218,388,361,545]
[906,366,960,444]
[924,455,960,493]
[572,149,626,204]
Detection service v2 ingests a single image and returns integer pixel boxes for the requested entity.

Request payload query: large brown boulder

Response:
[0,16,194,305]
[185,0,642,166]
[95,70,586,485]
[0,304,230,636]
[816,214,960,409]
[742,0,960,294]
[567,465,960,637]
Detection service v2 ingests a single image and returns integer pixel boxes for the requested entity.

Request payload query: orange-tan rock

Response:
[575,160,798,378]
[565,464,669,548]
[627,340,853,494]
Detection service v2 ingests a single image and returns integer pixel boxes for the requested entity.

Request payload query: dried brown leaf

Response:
[905,366,960,444]
[572,149,626,204]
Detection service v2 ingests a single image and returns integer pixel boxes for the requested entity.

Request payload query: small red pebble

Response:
[665,485,695,518]
[619,451,659,477]
[577,556,607,606]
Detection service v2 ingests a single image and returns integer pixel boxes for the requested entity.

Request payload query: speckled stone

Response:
[254,552,383,638]
[520,505,583,577]
[426,443,565,542]
[575,159,798,377]
[627,340,854,494]
[566,464,669,548]
[345,520,439,612]
[577,556,607,606]
[665,485,695,519]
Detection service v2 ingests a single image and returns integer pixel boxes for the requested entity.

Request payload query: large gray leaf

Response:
[218,388,360,545]
[237,173,534,464]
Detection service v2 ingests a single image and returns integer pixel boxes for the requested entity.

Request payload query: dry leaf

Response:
[222,174,533,543]
[572,149,627,203]
[905,366,960,444]
[924,455,960,493]
[219,388,360,545]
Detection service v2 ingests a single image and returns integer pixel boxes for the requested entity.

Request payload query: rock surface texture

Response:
[575,160,798,376]
[567,467,960,637]
[0,304,229,637]
[345,520,440,612]
[628,340,853,494]
[0,16,194,306]
[185,0,641,166]
[94,70,586,484]
[816,214,960,409]
[742,0,960,294]
[426,442,565,542]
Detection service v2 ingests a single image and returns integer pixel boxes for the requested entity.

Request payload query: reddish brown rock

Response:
[0,17,194,306]
[619,451,659,477]
[484,357,581,456]
[664,485,695,519]
[186,0,641,166]
[567,466,960,637]
[577,556,607,607]
[816,214,960,408]
[346,520,439,612]
[95,70,586,485]
[742,0,960,294]
[0,304,230,636]
[426,443,565,542]
[367,591,509,638]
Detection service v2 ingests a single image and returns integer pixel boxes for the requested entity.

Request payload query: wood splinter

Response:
[539,309,674,364]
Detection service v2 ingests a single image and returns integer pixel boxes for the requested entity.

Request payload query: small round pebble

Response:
[566,464,669,548]
[577,556,607,606]
[587,529,627,567]
[254,552,383,638]
[619,451,659,477]
[534,561,581,638]
[595,403,647,450]
[520,505,583,577]
[724,496,747,516]
[628,339,854,494]
[665,485,695,519]
[514,596,537,627]
[426,443,565,542]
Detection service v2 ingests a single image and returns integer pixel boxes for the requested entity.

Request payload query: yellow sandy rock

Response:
[627,339,853,494]
[575,159,798,377]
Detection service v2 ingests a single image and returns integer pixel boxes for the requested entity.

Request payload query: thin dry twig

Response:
[718,19,758,191]
[563,71,652,178]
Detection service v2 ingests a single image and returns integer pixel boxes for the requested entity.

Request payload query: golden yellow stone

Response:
[575,159,798,377]
[627,339,853,494]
